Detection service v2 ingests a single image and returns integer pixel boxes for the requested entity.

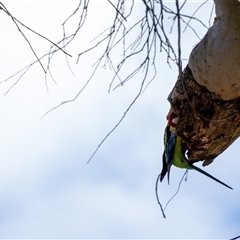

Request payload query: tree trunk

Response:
[168,0,240,166]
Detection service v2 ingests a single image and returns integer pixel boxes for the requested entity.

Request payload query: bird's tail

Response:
[189,164,233,190]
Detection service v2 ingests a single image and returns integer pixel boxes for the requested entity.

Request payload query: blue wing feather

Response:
[160,125,176,183]
[165,126,176,164]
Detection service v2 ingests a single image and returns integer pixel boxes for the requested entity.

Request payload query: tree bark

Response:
[189,0,240,101]
[168,0,240,166]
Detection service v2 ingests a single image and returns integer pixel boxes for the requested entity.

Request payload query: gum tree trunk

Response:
[168,0,240,166]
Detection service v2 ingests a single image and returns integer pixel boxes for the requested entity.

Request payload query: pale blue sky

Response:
[0,0,239,238]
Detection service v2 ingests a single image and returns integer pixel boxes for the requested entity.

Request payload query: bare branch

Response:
[182,0,209,33]
[0,1,72,88]
[155,175,166,218]
[230,236,240,240]
[0,3,46,73]
[1,1,214,165]
[176,0,182,74]
[107,0,127,22]
[87,54,151,163]
[163,170,188,211]
[38,0,213,161]
[1,0,210,94]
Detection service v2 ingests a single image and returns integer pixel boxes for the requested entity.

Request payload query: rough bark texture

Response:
[168,66,240,166]
[167,0,240,166]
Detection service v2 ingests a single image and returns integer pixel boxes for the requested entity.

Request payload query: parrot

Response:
[160,111,232,190]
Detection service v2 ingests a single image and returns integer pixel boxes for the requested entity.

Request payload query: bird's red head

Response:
[167,111,178,128]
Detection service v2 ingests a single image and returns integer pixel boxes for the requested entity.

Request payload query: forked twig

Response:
[0,2,71,74]
[164,170,188,211]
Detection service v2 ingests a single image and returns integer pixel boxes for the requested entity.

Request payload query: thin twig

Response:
[230,236,240,240]
[175,0,182,74]
[209,2,215,28]
[0,3,72,57]
[107,0,127,22]
[164,170,188,211]
[155,175,166,218]
[41,58,102,119]
[87,56,150,163]
[0,2,72,76]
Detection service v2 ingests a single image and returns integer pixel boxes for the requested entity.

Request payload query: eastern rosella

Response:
[160,111,232,190]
